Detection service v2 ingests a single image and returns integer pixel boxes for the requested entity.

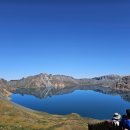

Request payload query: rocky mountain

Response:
[8,73,128,90]
[78,75,122,88]
[0,79,9,89]
[0,73,130,98]
[0,79,13,97]
[116,76,130,90]
[9,73,79,89]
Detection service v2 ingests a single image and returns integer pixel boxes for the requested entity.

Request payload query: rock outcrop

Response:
[0,79,13,97]
[116,76,130,90]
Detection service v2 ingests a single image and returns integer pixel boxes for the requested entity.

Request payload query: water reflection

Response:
[11,89,130,119]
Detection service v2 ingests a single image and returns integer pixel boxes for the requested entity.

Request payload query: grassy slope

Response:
[0,98,99,130]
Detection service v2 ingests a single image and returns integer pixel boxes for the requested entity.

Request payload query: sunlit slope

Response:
[0,98,99,130]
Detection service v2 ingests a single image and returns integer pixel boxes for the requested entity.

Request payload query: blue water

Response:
[11,90,130,119]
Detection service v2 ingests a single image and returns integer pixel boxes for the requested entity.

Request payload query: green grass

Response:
[0,98,99,130]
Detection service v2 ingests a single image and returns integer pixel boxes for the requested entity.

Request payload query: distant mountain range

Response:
[0,73,130,96]
[8,73,130,90]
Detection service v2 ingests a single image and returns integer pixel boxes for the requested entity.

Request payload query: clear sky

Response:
[0,0,130,80]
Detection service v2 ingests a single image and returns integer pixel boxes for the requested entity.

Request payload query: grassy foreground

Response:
[0,98,99,130]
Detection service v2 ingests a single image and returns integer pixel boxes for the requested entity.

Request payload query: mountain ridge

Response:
[1,73,130,98]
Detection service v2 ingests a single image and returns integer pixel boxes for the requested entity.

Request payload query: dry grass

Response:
[0,98,99,130]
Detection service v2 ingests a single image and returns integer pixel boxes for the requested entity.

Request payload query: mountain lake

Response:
[11,89,130,119]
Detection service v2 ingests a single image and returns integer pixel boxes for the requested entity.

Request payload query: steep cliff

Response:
[116,76,130,90]
[0,79,12,97]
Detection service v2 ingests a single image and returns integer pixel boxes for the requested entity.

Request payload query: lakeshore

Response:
[0,95,100,130]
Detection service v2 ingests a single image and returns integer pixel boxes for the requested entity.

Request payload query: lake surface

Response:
[11,90,130,119]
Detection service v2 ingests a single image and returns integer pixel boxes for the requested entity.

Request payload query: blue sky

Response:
[0,0,130,80]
